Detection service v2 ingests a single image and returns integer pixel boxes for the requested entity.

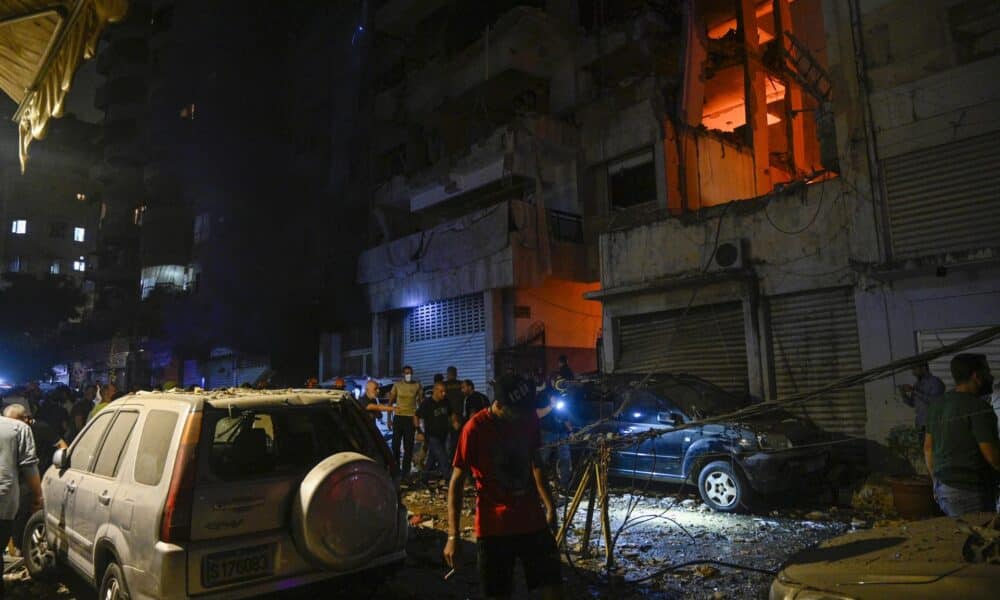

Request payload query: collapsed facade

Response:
[356,0,1000,454]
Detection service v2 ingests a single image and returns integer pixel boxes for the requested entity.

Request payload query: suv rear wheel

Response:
[697,460,751,513]
[22,511,57,582]
[100,561,130,600]
[292,451,398,571]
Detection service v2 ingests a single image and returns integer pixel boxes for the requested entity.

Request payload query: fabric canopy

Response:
[0,0,127,171]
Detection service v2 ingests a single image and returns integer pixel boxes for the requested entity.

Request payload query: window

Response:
[49,222,67,239]
[10,219,26,234]
[49,261,60,275]
[193,213,210,243]
[73,227,86,242]
[134,410,179,486]
[205,405,377,481]
[73,257,86,272]
[620,390,663,423]
[608,151,656,210]
[94,412,139,477]
[7,256,21,273]
[68,412,114,472]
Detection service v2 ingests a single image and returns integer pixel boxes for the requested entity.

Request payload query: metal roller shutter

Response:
[616,302,748,393]
[769,288,865,438]
[182,360,202,388]
[884,133,1000,258]
[917,327,1000,387]
[402,294,488,392]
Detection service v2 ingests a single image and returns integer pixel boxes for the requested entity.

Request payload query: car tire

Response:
[22,511,58,582]
[291,451,398,571]
[99,561,130,600]
[697,460,751,513]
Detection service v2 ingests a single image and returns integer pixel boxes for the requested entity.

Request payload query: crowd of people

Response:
[359,357,577,599]
[0,380,122,594]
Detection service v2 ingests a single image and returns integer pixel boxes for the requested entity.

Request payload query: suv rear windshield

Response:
[201,402,383,481]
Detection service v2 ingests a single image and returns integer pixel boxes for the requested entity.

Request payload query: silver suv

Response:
[23,389,407,599]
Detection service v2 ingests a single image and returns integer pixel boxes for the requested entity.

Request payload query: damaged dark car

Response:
[567,374,831,512]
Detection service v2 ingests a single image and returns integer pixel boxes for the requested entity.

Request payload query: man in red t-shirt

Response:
[443,373,562,599]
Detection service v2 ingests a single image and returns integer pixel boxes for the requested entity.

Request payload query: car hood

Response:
[780,513,998,591]
[733,407,825,444]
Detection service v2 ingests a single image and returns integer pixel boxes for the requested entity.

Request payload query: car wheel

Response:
[100,562,130,600]
[697,460,750,513]
[22,511,58,582]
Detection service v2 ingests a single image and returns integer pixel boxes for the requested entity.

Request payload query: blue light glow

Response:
[555,400,566,410]
[633,412,642,419]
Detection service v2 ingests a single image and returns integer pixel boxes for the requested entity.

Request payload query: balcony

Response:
[374,115,576,215]
[380,7,572,119]
[358,199,587,312]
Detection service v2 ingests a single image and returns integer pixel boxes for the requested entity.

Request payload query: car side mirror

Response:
[52,448,66,469]
[657,412,681,426]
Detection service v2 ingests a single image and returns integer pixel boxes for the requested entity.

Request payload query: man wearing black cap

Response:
[443,373,562,599]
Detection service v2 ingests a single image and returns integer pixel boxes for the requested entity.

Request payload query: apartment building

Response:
[356,0,1000,460]
[583,0,1000,459]
[356,1,610,389]
[1,116,101,286]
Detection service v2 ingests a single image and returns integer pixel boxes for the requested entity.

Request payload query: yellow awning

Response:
[0,0,127,171]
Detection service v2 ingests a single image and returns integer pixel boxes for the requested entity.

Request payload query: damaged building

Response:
[352,0,999,456]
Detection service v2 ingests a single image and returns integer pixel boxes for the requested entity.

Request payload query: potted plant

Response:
[886,425,939,519]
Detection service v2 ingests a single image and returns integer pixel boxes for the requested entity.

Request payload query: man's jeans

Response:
[540,430,573,490]
[423,435,451,479]
[933,480,994,516]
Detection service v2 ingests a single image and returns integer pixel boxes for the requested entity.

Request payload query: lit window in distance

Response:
[10,219,26,234]
[74,227,86,242]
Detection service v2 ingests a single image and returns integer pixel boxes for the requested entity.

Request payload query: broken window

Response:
[608,150,657,211]
[696,0,834,182]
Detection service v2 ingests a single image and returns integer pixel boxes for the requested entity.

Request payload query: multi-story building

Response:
[358,0,999,462]
[0,116,101,286]
[356,1,609,390]
[578,0,1000,462]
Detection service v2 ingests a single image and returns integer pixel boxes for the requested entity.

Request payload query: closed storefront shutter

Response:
[884,133,1000,258]
[917,327,1000,386]
[769,288,865,439]
[402,294,488,392]
[616,302,748,393]
[182,359,202,388]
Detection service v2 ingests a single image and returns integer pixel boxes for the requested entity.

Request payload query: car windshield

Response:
[646,377,747,419]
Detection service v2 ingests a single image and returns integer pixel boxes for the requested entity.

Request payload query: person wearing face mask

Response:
[389,366,422,479]
[924,353,1000,516]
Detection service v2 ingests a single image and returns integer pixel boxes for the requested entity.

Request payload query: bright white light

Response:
[632,412,642,419]
[555,400,566,410]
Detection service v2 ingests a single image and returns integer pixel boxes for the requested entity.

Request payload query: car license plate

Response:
[202,544,274,588]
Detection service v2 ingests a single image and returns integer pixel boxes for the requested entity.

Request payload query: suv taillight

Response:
[161,411,202,543]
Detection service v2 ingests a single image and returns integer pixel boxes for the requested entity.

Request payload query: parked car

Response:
[770,512,999,599]
[23,388,407,599]
[568,373,830,512]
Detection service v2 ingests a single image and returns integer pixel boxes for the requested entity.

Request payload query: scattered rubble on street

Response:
[1,479,908,599]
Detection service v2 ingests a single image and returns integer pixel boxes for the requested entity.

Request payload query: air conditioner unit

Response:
[706,239,744,272]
